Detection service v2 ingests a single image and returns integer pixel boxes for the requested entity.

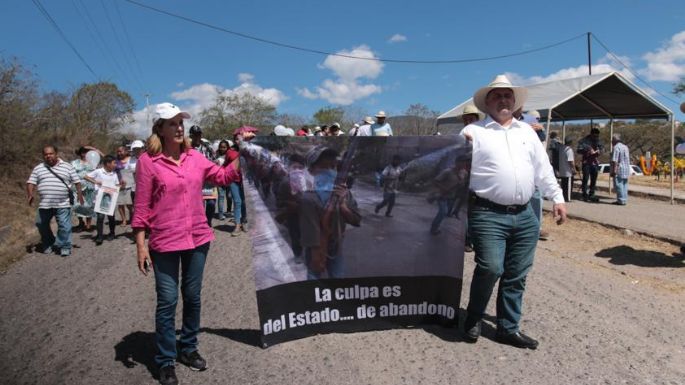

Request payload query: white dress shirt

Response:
[461,116,564,205]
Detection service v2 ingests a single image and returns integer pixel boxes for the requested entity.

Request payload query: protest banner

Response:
[243,136,471,346]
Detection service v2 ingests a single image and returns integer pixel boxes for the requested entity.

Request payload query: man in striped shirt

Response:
[27,145,84,256]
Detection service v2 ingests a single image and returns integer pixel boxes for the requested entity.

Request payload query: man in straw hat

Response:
[461,74,567,349]
[359,111,393,136]
[460,103,484,126]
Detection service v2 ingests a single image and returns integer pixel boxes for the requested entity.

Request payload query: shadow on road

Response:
[214,224,237,234]
[595,245,685,268]
[114,331,157,378]
[201,327,262,347]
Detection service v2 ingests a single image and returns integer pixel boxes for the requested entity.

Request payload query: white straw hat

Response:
[375,111,387,118]
[460,104,485,122]
[472,74,528,114]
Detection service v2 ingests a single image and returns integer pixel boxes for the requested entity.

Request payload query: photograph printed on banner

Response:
[242,136,471,291]
[94,183,119,216]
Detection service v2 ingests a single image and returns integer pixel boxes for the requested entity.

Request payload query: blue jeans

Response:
[614,176,628,204]
[230,182,246,224]
[151,242,210,368]
[430,199,450,233]
[217,186,231,218]
[36,207,72,252]
[305,248,344,280]
[581,164,598,199]
[530,189,542,223]
[466,203,539,333]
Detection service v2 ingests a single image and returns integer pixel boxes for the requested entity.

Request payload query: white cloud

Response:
[388,34,407,43]
[126,74,286,138]
[298,45,384,105]
[505,54,635,85]
[642,30,685,82]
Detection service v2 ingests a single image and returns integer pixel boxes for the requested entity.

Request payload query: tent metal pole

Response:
[671,116,675,204]
[544,110,553,152]
[609,119,614,195]
[561,121,566,142]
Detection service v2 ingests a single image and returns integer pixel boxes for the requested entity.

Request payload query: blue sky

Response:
[4,0,685,136]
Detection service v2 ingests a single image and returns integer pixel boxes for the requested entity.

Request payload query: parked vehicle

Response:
[597,163,644,176]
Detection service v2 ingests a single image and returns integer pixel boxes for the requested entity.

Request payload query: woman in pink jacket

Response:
[132,103,240,385]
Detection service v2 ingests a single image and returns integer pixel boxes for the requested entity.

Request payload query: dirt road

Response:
[1,214,683,385]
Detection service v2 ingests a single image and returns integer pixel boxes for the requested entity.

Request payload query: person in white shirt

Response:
[84,155,120,245]
[357,113,393,136]
[460,74,567,350]
[374,155,403,217]
[557,138,576,202]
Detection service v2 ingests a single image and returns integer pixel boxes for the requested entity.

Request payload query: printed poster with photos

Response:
[241,136,471,347]
[94,183,119,216]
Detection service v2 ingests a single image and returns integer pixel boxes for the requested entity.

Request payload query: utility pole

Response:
[587,32,592,75]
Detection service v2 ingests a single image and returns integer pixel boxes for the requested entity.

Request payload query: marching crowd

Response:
[25,74,662,385]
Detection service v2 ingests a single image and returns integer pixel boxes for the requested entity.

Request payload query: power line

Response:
[75,0,141,93]
[123,0,585,64]
[112,0,144,76]
[31,0,98,78]
[100,0,145,92]
[591,34,680,106]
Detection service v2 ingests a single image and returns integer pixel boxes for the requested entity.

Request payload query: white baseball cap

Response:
[152,102,191,123]
[130,140,144,149]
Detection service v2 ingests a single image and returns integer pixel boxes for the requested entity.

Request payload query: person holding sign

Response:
[132,103,241,384]
[84,155,119,245]
[461,75,566,349]
[299,146,361,279]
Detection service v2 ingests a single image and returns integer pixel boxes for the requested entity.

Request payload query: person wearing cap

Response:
[460,75,567,349]
[348,123,361,136]
[189,125,218,227]
[299,146,361,279]
[132,102,241,383]
[129,140,145,204]
[363,111,393,136]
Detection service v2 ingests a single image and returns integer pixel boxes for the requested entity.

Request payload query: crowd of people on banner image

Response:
[25,74,684,385]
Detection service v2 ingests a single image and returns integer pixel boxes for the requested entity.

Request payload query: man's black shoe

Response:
[462,317,481,343]
[495,331,539,349]
[95,237,103,246]
[179,350,207,371]
[159,365,178,385]
[107,233,115,241]
[374,206,380,214]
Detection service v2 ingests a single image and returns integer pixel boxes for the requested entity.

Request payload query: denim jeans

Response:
[229,182,246,224]
[581,164,598,199]
[151,242,210,368]
[375,192,396,215]
[530,189,542,223]
[614,176,628,204]
[305,248,344,280]
[466,203,539,333]
[217,186,231,218]
[430,199,450,233]
[35,207,72,252]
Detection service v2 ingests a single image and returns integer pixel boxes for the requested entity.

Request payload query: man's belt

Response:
[470,194,529,214]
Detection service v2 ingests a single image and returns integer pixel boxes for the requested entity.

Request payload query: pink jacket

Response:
[132,149,240,252]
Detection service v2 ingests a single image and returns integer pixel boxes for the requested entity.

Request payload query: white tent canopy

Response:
[437,72,677,203]
[437,72,671,124]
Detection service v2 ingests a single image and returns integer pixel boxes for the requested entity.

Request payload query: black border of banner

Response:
[257,276,461,347]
